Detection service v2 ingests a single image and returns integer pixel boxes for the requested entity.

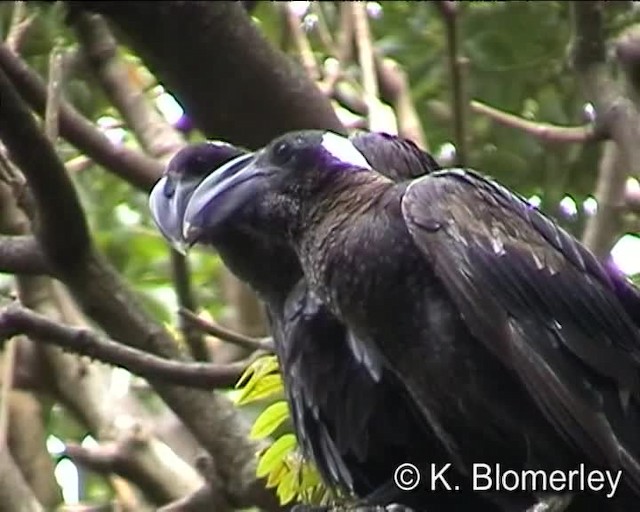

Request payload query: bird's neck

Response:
[291,172,400,312]
[300,170,394,237]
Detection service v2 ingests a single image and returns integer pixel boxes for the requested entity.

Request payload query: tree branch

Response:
[0,67,91,273]
[0,448,43,512]
[437,1,469,166]
[179,308,274,354]
[282,3,320,81]
[0,60,278,512]
[352,2,386,132]
[5,2,34,54]
[0,235,49,275]
[470,100,597,143]
[63,428,204,506]
[74,12,209,362]
[0,43,162,191]
[571,2,640,258]
[0,303,251,390]
[376,56,428,149]
[66,1,345,149]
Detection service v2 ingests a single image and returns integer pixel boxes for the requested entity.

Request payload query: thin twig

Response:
[311,2,337,56]
[170,250,209,361]
[44,43,64,143]
[0,303,252,389]
[376,56,428,149]
[63,429,203,506]
[352,2,385,132]
[437,1,469,166]
[471,100,597,143]
[0,43,162,191]
[283,3,320,81]
[0,336,16,449]
[179,308,274,353]
[65,155,94,174]
[5,2,34,53]
[74,13,210,362]
[572,2,640,258]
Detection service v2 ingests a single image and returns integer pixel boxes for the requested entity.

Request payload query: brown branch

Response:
[44,44,64,143]
[311,2,337,57]
[170,251,210,361]
[63,427,204,506]
[0,448,43,512]
[158,484,222,512]
[67,2,345,149]
[0,303,248,389]
[74,13,209,363]
[0,333,16,450]
[179,308,274,353]
[0,43,162,191]
[45,285,206,509]
[283,3,320,81]
[0,66,91,272]
[376,56,428,149]
[571,2,640,258]
[5,2,34,54]
[74,13,184,159]
[0,235,49,275]
[0,65,277,512]
[0,174,187,508]
[470,100,597,143]
[437,1,469,166]
[352,2,386,132]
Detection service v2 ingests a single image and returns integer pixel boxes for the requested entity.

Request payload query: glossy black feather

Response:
[401,170,640,494]
[152,132,504,511]
[216,130,640,510]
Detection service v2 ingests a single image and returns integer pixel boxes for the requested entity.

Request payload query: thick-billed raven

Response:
[180,129,640,511]
[150,132,502,511]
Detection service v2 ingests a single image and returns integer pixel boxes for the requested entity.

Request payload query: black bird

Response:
[150,132,502,512]
[181,129,640,511]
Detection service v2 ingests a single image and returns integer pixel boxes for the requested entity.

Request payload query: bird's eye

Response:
[272,140,294,166]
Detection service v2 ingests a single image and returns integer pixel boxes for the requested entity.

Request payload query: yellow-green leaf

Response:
[236,373,284,405]
[235,354,279,389]
[257,434,297,478]
[250,401,290,440]
[265,459,289,489]
[236,355,279,388]
[299,462,322,492]
[277,465,299,505]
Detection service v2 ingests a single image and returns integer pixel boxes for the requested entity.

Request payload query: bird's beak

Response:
[149,174,199,255]
[182,152,265,245]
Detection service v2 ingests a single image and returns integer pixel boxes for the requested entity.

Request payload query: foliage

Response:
[0,1,639,509]
[235,355,335,506]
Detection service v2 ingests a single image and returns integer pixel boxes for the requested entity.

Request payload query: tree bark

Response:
[66,1,345,150]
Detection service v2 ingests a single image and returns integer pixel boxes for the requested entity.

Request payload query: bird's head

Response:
[182,130,377,246]
[148,141,248,253]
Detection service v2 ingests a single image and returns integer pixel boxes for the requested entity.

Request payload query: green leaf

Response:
[277,465,299,505]
[250,401,290,440]
[236,373,284,405]
[265,459,289,489]
[257,434,297,478]
[235,354,279,389]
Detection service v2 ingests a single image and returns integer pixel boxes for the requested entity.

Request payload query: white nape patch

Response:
[321,132,371,169]
[206,140,234,149]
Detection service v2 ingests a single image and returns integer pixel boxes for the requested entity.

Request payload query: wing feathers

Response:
[401,169,640,489]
